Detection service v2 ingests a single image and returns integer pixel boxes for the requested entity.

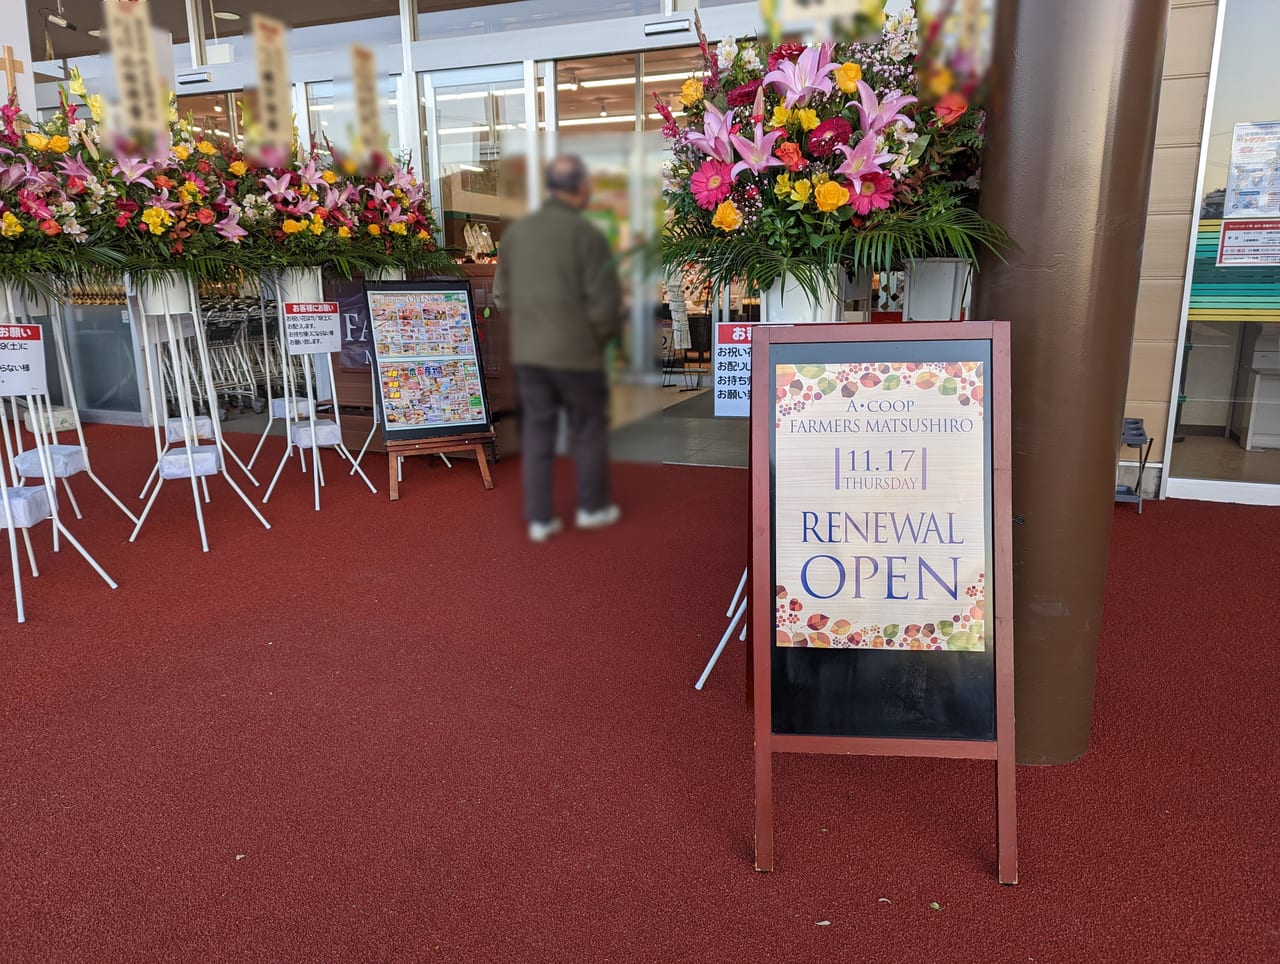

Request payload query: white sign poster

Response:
[1224,121,1280,219]
[0,0,37,114]
[1216,218,1280,267]
[0,323,48,396]
[251,13,293,159]
[284,302,342,355]
[351,44,382,163]
[773,356,987,651]
[714,322,755,417]
[103,0,167,146]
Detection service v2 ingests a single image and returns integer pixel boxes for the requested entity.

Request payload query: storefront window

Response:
[175,91,259,148]
[1168,0,1280,488]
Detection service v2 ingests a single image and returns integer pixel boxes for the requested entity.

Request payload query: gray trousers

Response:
[516,365,610,523]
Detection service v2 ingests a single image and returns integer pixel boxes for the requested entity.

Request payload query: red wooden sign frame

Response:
[750,321,1017,884]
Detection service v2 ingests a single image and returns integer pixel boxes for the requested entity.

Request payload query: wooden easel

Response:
[385,432,495,500]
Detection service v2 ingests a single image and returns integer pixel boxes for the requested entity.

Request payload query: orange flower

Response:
[154,175,174,190]
[367,223,381,236]
[39,219,62,236]
[773,141,808,173]
[314,207,329,220]
[935,93,968,126]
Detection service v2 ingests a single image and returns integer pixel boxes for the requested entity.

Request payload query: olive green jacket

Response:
[493,198,623,372]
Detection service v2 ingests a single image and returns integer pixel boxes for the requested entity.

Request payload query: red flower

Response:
[39,219,61,236]
[774,141,808,172]
[196,208,216,225]
[767,43,805,72]
[114,213,131,228]
[808,118,852,158]
[935,93,969,126]
[196,160,212,174]
[115,198,139,214]
[726,80,762,108]
[154,175,174,190]
[64,176,85,195]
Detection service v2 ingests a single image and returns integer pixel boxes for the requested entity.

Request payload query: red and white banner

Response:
[0,323,48,396]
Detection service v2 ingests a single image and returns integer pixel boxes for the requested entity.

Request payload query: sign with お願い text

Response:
[0,323,48,396]
[750,321,1016,884]
[713,321,755,417]
[283,302,342,355]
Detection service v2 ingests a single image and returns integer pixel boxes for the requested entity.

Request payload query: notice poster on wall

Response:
[773,356,987,652]
[1216,218,1280,267]
[365,281,491,442]
[1224,121,1280,219]
[713,321,755,417]
[283,302,341,355]
[0,323,48,396]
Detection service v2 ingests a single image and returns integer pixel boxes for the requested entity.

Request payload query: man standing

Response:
[494,155,623,542]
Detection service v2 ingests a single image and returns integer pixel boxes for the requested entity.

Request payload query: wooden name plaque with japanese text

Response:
[750,321,1016,883]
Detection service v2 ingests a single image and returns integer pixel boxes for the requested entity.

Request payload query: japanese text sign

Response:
[284,302,341,355]
[714,322,755,417]
[0,324,48,396]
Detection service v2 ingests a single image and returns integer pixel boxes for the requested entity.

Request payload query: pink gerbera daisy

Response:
[849,171,896,215]
[691,159,733,210]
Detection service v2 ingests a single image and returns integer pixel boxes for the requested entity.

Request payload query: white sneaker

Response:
[528,518,563,543]
[576,505,621,530]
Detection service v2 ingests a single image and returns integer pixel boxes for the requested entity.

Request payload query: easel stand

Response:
[695,566,748,690]
[129,276,271,552]
[5,290,139,528]
[386,433,495,501]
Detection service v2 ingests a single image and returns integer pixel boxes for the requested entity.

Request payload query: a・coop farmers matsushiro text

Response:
[773,359,987,652]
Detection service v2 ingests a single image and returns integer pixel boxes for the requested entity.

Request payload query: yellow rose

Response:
[282,219,305,234]
[25,133,49,152]
[679,78,705,108]
[789,178,812,205]
[815,180,851,213]
[767,106,792,130]
[173,145,191,161]
[368,223,382,236]
[309,217,325,235]
[773,172,792,197]
[229,160,247,177]
[298,183,311,196]
[835,62,863,94]
[1,211,24,238]
[47,135,70,154]
[711,200,743,232]
[141,206,173,235]
[321,170,337,184]
[417,230,430,240]
[338,225,352,238]
[196,140,216,155]
[389,221,408,235]
[794,109,819,132]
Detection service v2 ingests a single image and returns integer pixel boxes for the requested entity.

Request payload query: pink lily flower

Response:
[850,80,917,137]
[57,156,94,182]
[291,196,319,216]
[763,43,837,109]
[148,188,181,213]
[729,123,785,179]
[386,201,409,225]
[296,159,326,192]
[834,136,893,193]
[259,172,296,199]
[367,181,395,207]
[215,208,248,242]
[114,156,156,189]
[18,189,52,220]
[0,155,34,191]
[389,167,415,193]
[685,103,735,164]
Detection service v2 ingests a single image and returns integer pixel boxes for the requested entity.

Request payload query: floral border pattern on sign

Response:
[774,360,984,427]
[774,574,985,651]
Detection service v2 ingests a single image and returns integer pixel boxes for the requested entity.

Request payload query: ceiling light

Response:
[42,9,78,31]
[459,164,484,172]
[87,28,103,38]
[213,104,223,112]
[214,11,240,20]
[598,99,608,117]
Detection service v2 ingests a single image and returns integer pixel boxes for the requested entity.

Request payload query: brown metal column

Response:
[973,0,1170,763]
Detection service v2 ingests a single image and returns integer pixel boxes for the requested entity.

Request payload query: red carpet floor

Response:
[1,425,1277,962]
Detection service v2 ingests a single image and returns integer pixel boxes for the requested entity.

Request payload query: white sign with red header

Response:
[1217,218,1280,267]
[283,302,342,355]
[0,323,48,396]
[714,322,756,417]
